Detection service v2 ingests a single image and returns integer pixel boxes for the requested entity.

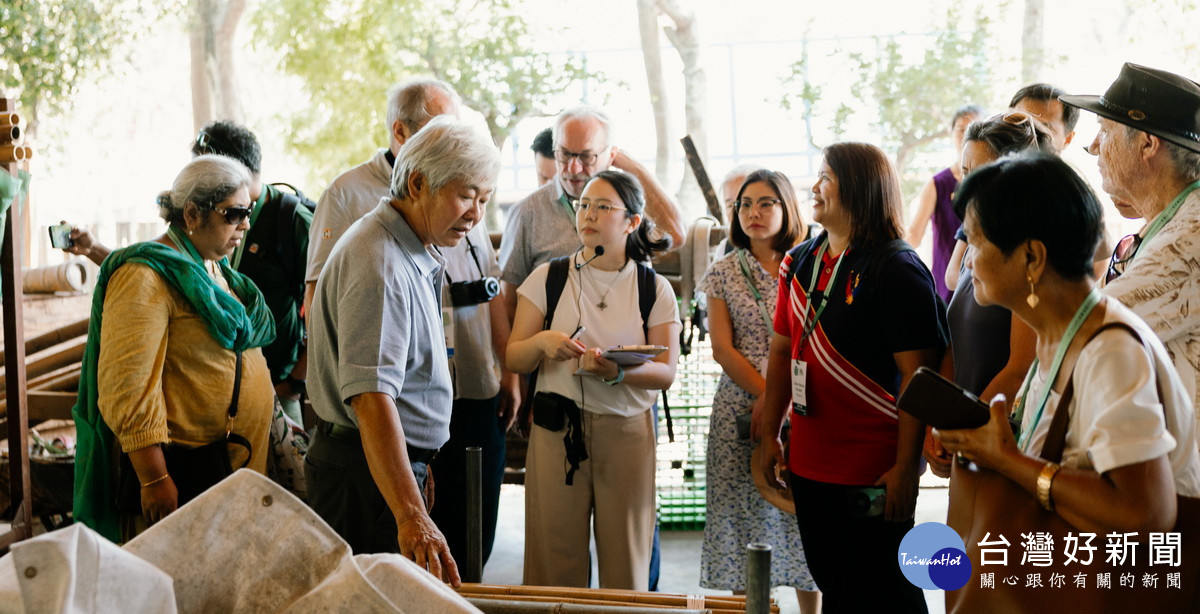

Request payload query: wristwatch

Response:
[602,365,625,386]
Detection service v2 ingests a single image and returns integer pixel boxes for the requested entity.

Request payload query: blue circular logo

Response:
[898,522,971,591]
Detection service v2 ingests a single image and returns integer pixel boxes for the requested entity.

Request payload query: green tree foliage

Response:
[0,0,158,137]
[782,10,992,198]
[251,0,591,188]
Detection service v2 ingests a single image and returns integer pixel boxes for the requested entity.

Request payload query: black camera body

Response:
[449,276,499,306]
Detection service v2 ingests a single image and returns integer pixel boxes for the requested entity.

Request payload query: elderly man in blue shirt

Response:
[307,116,500,586]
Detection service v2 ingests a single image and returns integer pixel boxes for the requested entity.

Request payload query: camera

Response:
[449,276,499,306]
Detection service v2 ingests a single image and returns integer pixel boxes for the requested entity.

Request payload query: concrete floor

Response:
[481,482,951,614]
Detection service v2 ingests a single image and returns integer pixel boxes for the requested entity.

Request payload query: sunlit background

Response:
[9,0,1200,268]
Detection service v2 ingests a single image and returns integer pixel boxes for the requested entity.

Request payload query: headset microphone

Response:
[575,245,605,270]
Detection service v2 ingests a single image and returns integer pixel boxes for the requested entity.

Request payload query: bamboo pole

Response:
[0,318,89,364]
[0,145,28,162]
[458,584,771,611]
[0,114,19,128]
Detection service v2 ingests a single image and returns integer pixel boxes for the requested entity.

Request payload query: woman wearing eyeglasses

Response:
[508,170,680,590]
[757,142,948,613]
[74,154,276,542]
[696,169,819,612]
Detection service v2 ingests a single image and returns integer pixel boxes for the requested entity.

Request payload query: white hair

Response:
[385,78,460,135]
[391,116,501,200]
[552,106,613,151]
[157,154,251,226]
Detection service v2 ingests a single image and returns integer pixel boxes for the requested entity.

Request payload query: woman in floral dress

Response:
[697,169,819,613]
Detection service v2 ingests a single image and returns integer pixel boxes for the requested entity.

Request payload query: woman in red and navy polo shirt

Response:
[756,142,948,613]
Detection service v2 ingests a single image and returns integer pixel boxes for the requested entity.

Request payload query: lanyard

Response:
[735,249,773,330]
[1014,288,1103,452]
[1131,179,1200,263]
[798,238,849,350]
[557,192,576,221]
[231,187,267,270]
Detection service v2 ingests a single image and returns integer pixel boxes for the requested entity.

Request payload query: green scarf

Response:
[72,229,275,542]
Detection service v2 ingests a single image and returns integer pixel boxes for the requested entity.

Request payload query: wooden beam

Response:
[0,317,88,364]
[0,96,32,545]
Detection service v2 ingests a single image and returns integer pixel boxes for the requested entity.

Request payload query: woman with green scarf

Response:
[73,154,276,542]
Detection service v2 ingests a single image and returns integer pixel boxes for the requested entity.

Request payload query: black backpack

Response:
[270,182,317,303]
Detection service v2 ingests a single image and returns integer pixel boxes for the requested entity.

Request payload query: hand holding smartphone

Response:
[896,366,990,430]
[48,223,73,249]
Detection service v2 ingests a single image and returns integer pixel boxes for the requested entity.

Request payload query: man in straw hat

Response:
[1061,62,1200,418]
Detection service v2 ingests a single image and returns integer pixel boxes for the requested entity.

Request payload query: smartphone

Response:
[848,486,886,518]
[896,366,990,430]
[48,224,73,249]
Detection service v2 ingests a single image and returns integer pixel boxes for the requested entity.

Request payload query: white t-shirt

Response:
[1020,300,1200,497]
[517,255,681,417]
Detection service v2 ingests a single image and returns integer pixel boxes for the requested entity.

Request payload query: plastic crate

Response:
[656,334,721,531]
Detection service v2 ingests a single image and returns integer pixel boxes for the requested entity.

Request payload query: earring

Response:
[1026,275,1040,308]
[187,229,194,236]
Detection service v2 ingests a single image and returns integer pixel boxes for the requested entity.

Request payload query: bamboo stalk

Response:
[465,593,743,613]
[0,125,18,144]
[0,318,89,364]
[458,584,762,610]
[0,146,30,163]
[0,113,18,128]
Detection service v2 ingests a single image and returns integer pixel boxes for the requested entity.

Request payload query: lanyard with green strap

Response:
[735,248,774,330]
[1129,179,1200,263]
[1013,288,1103,452]
[231,187,267,270]
[798,237,849,350]
[557,192,576,221]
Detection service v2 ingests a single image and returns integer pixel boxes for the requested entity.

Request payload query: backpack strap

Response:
[635,262,656,338]
[544,256,572,330]
[270,183,316,305]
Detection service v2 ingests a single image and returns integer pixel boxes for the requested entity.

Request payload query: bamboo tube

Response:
[0,318,89,364]
[458,585,764,610]
[0,338,87,393]
[465,594,722,612]
[0,125,18,144]
[0,144,29,162]
[0,113,19,128]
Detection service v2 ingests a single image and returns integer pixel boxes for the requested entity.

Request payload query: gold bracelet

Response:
[141,473,170,488]
[1037,462,1061,511]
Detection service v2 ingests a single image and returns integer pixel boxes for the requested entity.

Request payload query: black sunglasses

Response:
[216,206,252,225]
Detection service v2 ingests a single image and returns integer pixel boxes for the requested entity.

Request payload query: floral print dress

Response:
[696,250,815,591]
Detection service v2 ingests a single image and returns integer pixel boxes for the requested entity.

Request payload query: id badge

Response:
[442,306,455,358]
[791,359,808,416]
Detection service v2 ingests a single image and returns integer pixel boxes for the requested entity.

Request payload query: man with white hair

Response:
[1062,62,1200,416]
[305,78,461,316]
[499,106,686,321]
[306,117,499,585]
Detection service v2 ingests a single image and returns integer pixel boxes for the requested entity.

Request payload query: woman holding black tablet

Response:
[507,170,680,590]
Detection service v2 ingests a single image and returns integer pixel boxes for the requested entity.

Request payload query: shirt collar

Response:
[372,197,442,279]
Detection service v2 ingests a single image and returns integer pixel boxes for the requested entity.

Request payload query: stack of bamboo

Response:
[0,112,30,164]
[458,584,778,613]
[0,317,87,424]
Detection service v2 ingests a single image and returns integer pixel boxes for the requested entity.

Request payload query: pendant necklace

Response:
[585,258,628,310]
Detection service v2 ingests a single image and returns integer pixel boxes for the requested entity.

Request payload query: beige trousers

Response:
[523,408,656,590]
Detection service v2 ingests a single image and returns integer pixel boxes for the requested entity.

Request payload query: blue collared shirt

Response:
[309,197,452,450]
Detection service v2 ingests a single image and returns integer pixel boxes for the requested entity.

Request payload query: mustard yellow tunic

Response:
[96,263,273,473]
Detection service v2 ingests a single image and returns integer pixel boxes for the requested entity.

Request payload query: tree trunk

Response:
[658,0,706,216]
[189,0,244,132]
[637,0,670,185]
[1021,0,1044,83]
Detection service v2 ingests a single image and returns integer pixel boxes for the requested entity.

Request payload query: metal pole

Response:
[745,543,772,614]
[465,445,483,583]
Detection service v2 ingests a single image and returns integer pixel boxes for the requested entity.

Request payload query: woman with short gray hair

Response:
[74,154,276,542]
